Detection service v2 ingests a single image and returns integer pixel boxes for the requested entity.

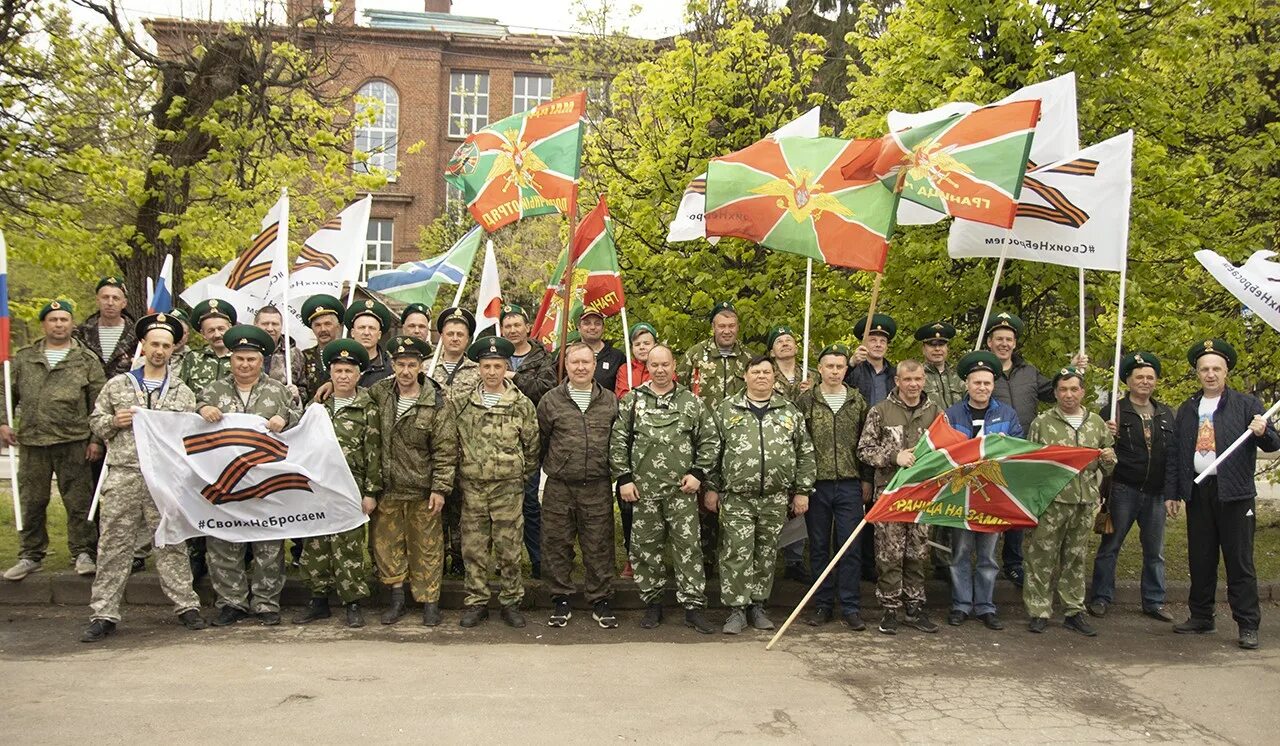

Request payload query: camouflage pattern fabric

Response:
[717,490,789,608]
[541,478,615,603]
[372,500,441,603]
[460,479,525,608]
[16,441,95,562]
[874,522,928,611]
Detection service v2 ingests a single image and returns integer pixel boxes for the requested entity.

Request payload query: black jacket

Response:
[844,359,896,407]
[591,341,627,393]
[1173,387,1280,503]
[1103,395,1175,498]
[993,355,1054,434]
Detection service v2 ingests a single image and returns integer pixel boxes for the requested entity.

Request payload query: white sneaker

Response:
[3,558,42,581]
[75,553,97,576]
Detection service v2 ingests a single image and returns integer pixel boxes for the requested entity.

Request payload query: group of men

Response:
[0,279,1271,650]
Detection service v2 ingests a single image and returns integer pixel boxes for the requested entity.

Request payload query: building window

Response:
[364,219,394,281]
[587,78,611,123]
[354,80,399,180]
[448,71,489,138]
[512,74,554,114]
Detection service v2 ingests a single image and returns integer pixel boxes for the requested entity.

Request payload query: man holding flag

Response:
[430,306,480,577]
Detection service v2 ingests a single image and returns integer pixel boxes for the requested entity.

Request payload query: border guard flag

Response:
[366,225,483,307]
[530,195,626,347]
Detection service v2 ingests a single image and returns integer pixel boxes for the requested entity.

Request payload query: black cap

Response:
[436,306,477,335]
[134,313,185,345]
[914,321,956,343]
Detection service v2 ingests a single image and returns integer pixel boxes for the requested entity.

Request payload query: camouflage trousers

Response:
[542,478,615,604]
[372,499,442,603]
[630,486,706,608]
[303,524,371,603]
[460,478,525,608]
[206,537,285,613]
[718,491,788,609]
[875,522,928,611]
[17,441,96,562]
[1023,500,1094,619]
[89,466,199,622]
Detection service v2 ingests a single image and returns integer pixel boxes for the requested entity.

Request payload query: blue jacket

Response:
[944,396,1025,439]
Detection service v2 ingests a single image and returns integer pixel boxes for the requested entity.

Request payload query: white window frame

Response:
[448,71,489,138]
[363,219,394,282]
[354,80,399,181]
[512,73,554,114]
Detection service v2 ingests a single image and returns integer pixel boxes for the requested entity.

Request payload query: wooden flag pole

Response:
[767,517,871,650]
[555,195,581,382]
[4,360,21,531]
[801,258,813,381]
[620,304,634,390]
[974,246,1009,352]
[861,272,884,348]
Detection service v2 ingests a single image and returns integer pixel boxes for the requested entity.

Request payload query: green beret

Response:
[709,301,737,322]
[96,276,126,293]
[1120,351,1161,380]
[168,308,189,325]
[39,299,74,320]
[322,339,370,370]
[629,322,657,342]
[1051,366,1085,387]
[300,295,344,326]
[437,306,477,335]
[223,324,275,356]
[985,311,1024,338]
[387,335,432,360]
[915,321,957,343]
[957,351,1002,379]
[853,313,896,340]
[400,303,431,325]
[499,303,528,323]
[344,298,392,331]
[1188,338,1236,370]
[467,335,515,362]
[191,298,237,328]
[818,343,850,361]
[134,312,184,345]
[767,325,796,351]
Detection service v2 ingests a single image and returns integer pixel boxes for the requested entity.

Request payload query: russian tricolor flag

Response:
[148,254,174,314]
[0,231,10,364]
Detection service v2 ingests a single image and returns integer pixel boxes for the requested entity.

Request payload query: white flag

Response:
[889,73,1080,225]
[947,130,1132,272]
[181,193,289,311]
[473,239,503,335]
[666,107,822,243]
[1195,249,1280,334]
[135,406,367,546]
[277,196,372,349]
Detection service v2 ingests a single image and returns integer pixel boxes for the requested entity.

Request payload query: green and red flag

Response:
[530,195,626,348]
[841,100,1041,228]
[444,91,587,233]
[866,414,1099,532]
[704,136,899,272]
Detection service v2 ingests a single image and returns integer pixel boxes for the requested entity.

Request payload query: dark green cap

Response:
[985,311,1024,338]
[818,343,851,361]
[323,339,371,370]
[168,307,189,325]
[344,298,392,331]
[191,298,237,328]
[223,324,275,356]
[467,335,515,362]
[387,335,432,360]
[300,295,344,326]
[915,321,956,343]
[854,313,896,340]
[629,322,657,342]
[1188,338,1236,370]
[38,299,74,320]
[1120,351,1161,380]
[437,306,477,335]
[957,351,1001,379]
[134,312,184,345]
[400,303,431,325]
[767,325,796,351]
[1052,366,1085,387]
[499,303,528,323]
[96,276,126,293]
[709,301,737,322]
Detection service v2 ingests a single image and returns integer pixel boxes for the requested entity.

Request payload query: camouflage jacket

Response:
[430,355,481,407]
[511,341,557,406]
[300,345,327,403]
[0,338,106,446]
[857,391,942,494]
[677,340,751,406]
[182,349,231,396]
[537,381,618,482]
[924,362,964,409]
[366,376,458,500]
[772,360,813,405]
[198,373,301,428]
[795,384,869,482]
[455,381,540,483]
[707,393,817,497]
[90,370,197,469]
[323,389,383,499]
[609,382,720,496]
[74,311,138,379]
[265,338,307,393]
[1028,406,1115,505]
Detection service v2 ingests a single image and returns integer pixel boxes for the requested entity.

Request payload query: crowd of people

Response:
[0,278,1272,650]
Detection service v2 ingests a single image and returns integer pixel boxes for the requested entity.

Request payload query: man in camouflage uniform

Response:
[365,335,458,626]
[611,345,719,633]
[81,313,205,642]
[857,360,942,635]
[707,356,816,634]
[430,306,480,577]
[345,299,394,388]
[75,276,137,379]
[1,300,105,581]
[292,339,382,628]
[1025,367,1115,636]
[456,336,540,629]
[298,295,345,402]
[400,303,432,342]
[916,321,963,579]
[181,298,237,396]
[195,325,301,627]
[767,324,812,404]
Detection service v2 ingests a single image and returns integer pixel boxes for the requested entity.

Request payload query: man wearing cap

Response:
[75,276,137,379]
[345,299,393,388]
[254,304,305,393]
[400,304,432,342]
[917,322,963,409]
[195,325,301,626]
[846,313,897,408]
[768,325,813,404]
[1171,339,1278,650]
[298,295,345,401]
[292,339,382,629]
[81,313,205,642]
[1,300,106,581]
[181,298,237,396]
[706,356,816,634]
[942,351,1023,630]
[577,308,627,392]
[1025,367,1115,636]
[430,306,481,576]
[794,344,869,630]
[1087,352,1176,623]
[611,344,719,633]
[133,308,191,381]
[615,322,657,399]
[364,336,457,626]
[456,335,540,628]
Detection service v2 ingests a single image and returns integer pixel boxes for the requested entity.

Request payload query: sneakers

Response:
[685,608,715,634]
[1027,617,1048,633]
[500,605,527,628]
[421,602,442,627]
[3,558,41,581]
[1143,606,1175,623]
[843,612,866,632]
[257,611,281,626]
[592,600,618,629]
[1173,617,1216,634]
[459,605,489,628]
[1002,566,1025,588]
[212,606,250,627]
[746,604,774,631]
[1064,613,1097,637]
[805,606,834,627]
[178,609,207,630]
[1239,628,1260,650]
[80,619,116,643]
[903,607,939,633]
[548,598,572,628]
[1086,600,1108,618]
[947,609,967,626]
[640,603,663,629]
[75,553,96,576]
[291,597,332,625]
[346,603,365,628]
[978,612,1004,631]
[722,608,748,635]
[878,611,899,635]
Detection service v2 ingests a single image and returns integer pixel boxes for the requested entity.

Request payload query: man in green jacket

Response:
[707,356,817,635]
[2,300,105,581]
[430,306,480,578]
[181,298,237,396]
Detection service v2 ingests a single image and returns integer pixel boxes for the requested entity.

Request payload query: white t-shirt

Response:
[1193,395,1220,475]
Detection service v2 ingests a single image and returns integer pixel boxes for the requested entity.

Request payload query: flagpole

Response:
[87,462,108,522]
[801,258,812,381]
[4,361,21,531]
[619,304,634,389]
[861,272,883,348]
[556,194,581,381]
[1078,268,1087,358]
[427,274,468,379]
[974,246,1009,352]
[767,517,871,650]
[278,188,294,388]
[1195,400,1280,484]
[1109,261,1128,421]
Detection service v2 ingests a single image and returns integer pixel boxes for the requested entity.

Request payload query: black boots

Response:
[292,596,332,625]
[381,587,407,625]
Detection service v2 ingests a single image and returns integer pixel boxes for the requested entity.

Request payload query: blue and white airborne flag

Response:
[366,226,482,307]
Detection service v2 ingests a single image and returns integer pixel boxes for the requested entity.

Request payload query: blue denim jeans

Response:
[804,480,864,612]
[951,529,999,616]
[1090,482,1166,609]
[523,466,543,573]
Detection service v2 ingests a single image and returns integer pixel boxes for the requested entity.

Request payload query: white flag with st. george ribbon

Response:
[134,406,367,546]
[275,196,372,348]
[666,107,822,243]
[1195,249,1280,333]
[947,130,1133,272]
[181,193,288,321]
[473,239,504,335]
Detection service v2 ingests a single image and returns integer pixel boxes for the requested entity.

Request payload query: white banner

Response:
[1196,249,1280,334]
[135,405,367,546]
[947,130,1132,272]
